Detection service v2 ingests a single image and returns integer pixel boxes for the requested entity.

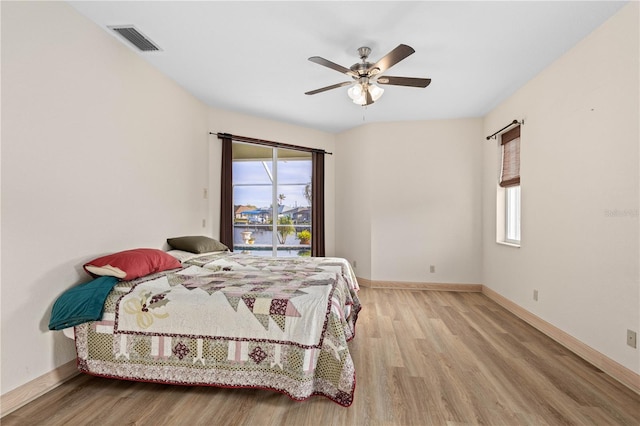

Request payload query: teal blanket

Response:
[48,276,119,330]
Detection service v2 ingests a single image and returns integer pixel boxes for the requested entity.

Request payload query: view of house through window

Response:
[232,142,312,257]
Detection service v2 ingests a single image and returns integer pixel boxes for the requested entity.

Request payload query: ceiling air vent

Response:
[108,26,161,52]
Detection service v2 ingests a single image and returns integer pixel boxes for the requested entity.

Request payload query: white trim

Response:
[504,185,521,243]
[482,286,640,395]
[497,241,520,248]
[357,277,482,292]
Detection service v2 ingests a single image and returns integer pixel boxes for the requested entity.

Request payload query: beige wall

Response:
[0,2,337,395]
[1,2,211,394]
[482,2,639,373]
[336,119,483,285]
[335,125,375,278]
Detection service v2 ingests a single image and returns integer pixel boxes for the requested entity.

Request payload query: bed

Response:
[50,238,361,407]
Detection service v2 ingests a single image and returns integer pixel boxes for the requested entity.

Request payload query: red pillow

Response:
[84,248,181,281]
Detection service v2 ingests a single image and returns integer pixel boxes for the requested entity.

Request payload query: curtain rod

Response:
[210,132,332,155]
[486,119,523,140]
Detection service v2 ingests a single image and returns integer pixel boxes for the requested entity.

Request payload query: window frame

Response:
[496,125,521,247]
[504,185,521,245]
[231,143,313,257]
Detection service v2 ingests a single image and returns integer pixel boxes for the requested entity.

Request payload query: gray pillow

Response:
[167,236,229,254]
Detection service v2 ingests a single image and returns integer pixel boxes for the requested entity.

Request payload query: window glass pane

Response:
[232,144,312,258]
[233,184,272,214]
[232,161,272,185]
[276,149,312,258]
[277,160,311,184]
[505,185,521,243]
[232,144,272,160]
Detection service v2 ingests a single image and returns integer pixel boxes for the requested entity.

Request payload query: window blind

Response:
[500,125,520,187]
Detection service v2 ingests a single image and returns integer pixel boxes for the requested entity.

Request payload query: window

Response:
[505,185,521,243]
[498,125,521,246]
[232,143,312,258]
[219,133,326,257]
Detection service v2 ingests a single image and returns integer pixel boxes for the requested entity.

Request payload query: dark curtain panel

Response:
[219,137,234,250]
[311,151,325,257]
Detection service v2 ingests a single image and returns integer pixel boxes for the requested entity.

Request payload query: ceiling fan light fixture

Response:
[369,83,384,102]
[347,82,384,106]
[347,84,364,104]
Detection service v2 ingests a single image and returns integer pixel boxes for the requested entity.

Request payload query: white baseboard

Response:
[357,277,482,292]
[1,360,79,418]
[482,286,640,395]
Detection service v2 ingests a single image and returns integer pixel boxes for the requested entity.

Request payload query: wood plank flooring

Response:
[4,288,639,425]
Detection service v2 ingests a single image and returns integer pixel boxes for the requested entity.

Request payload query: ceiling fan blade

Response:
[368,44,415,74]
[305,81,353,95]
[308,56,358,77]
[377,76,431,88]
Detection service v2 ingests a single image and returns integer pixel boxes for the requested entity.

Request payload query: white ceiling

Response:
[68,1,627,134]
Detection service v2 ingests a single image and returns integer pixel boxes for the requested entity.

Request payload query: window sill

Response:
[497,241,520,248]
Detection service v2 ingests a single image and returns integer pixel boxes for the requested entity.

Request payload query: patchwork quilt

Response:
[75,255,360,406]
[184,252,359,292]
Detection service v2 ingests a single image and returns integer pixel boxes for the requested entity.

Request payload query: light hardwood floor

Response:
[4,288,639,425]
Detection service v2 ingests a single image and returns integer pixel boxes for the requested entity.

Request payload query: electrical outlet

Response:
[352,260,357,268]
[533,289,539,301]
[203,188,208,199]
[202,219,206,228]
[429,265,435,273]
[627,330,637,348]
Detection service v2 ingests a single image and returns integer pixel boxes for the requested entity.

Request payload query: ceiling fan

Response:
[305,44,431,106]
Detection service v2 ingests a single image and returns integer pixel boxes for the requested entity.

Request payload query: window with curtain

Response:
[499,125,521,245]
[500,126,520,188]
[218,134,326,257]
